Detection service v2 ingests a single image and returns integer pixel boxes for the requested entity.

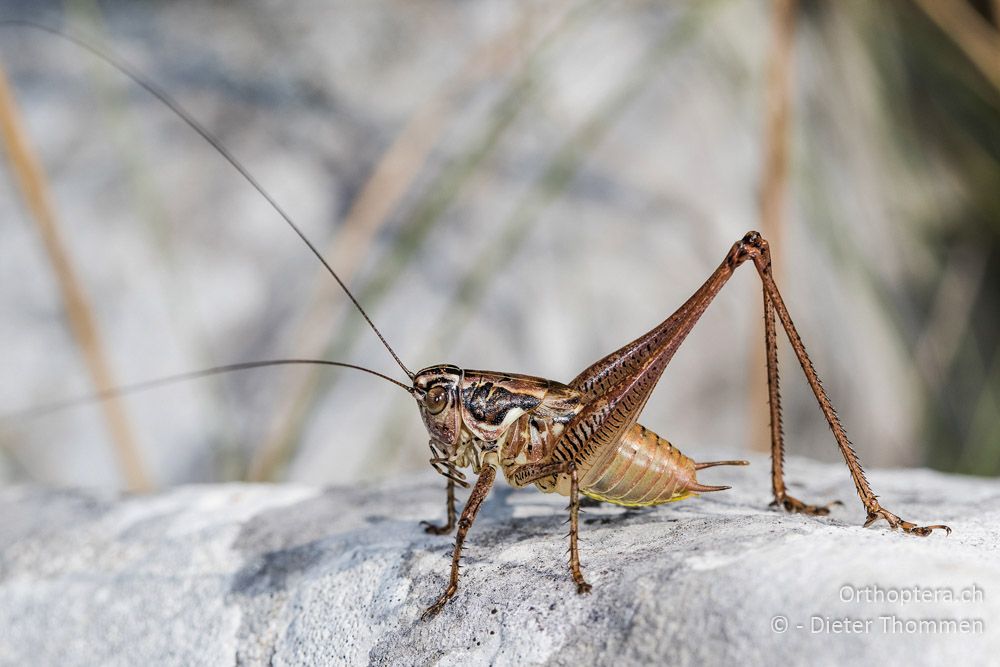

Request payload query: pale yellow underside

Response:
[581,489,696,508]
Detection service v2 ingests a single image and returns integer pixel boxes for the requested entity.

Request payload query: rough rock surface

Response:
[1,455,997,666]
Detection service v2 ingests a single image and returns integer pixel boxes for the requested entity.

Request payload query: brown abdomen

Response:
[577,424,701,506]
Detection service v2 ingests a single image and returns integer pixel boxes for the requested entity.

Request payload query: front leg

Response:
[422,442,469,535]
[422,466,496,619]
[420,476,457,535]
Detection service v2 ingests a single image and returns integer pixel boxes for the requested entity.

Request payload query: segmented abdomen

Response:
[577,424,700,506]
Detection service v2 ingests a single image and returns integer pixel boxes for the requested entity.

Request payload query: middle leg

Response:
[508,461,591,594]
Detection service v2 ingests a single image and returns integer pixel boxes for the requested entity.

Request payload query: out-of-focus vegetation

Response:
[0,0,996,490]
[828,0,1000,475]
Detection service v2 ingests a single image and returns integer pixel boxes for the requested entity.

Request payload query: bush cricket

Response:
[1,23,951,621]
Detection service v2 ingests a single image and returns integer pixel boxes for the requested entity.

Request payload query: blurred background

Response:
[0,0,997,492]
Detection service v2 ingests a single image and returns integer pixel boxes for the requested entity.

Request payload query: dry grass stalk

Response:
[751,0,797,453]
[0,65,151,491]
[915,0,1000,93]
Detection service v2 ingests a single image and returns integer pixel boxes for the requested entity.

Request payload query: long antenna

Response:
[0,20,415,378]
[3,359,413,423]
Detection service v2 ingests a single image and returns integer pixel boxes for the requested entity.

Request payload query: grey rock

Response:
[1,456,997,666]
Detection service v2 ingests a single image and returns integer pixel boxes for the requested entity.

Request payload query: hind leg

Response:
[746,232,948,535]
[762,286,841,516]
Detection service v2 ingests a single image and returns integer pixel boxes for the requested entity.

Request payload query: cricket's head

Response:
[413,364,464,453]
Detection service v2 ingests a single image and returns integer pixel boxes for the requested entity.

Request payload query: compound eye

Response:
[425,385,448,415]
